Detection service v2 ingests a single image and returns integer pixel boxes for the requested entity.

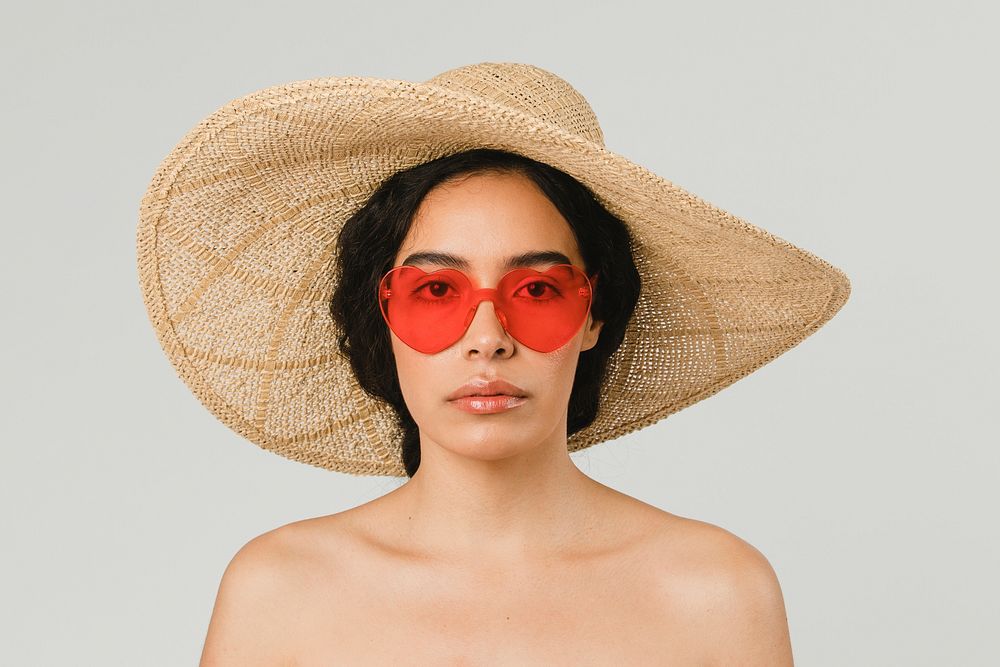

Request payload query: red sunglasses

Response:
[377,264,598,354]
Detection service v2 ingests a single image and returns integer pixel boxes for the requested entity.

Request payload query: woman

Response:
[139,62,848,664]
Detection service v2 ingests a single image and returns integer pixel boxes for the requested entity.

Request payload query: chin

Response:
[434,423,543,459]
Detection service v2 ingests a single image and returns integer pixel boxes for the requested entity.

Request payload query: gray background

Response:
[2,0,996,664]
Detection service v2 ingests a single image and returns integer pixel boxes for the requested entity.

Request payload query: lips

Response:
[447,377,527,401]
[449,394,528,414]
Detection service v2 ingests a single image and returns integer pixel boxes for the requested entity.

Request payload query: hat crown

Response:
[425,62,606,147]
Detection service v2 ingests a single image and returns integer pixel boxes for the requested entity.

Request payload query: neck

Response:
[380,427,606,565]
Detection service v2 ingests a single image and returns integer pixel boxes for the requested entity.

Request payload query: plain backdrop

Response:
[2,1,997,665]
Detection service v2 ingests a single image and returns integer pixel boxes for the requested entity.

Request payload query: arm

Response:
[696,533,795,666]
[199,532,295,666]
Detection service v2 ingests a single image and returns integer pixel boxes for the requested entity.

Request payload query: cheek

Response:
[530,343,581,394]
[390,338,451,416]
[390,338,423,396]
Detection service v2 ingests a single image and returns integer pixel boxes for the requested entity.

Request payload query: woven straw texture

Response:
[137,62,851,477]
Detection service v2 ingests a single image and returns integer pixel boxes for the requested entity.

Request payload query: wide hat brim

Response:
[137,63,850,477]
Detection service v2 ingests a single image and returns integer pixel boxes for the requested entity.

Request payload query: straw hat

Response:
[136,61,851,477]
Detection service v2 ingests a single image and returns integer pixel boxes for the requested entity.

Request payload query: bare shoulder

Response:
[643,512,794,666]
[198,516,354,666]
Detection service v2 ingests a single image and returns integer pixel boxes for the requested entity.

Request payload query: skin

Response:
[198,172,795,666]
[379,169,607,566]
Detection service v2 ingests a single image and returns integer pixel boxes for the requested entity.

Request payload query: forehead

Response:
[394,171,582,269]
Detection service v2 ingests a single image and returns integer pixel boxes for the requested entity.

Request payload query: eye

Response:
[413,280,458,301]
[516,280,560,299]
[427,281,451,297]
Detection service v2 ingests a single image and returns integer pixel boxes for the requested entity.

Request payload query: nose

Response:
[461,297,513,354]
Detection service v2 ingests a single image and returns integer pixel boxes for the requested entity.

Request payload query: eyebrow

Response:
[400,250,573,271]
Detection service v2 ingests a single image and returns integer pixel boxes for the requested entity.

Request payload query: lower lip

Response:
[448,395,528,414]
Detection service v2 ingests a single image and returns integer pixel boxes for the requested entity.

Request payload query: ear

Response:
[580,312,604,352]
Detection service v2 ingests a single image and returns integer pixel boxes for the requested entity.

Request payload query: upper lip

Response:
[447,377,528,400]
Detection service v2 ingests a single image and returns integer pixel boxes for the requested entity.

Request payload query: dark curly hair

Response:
[329,148,641,478]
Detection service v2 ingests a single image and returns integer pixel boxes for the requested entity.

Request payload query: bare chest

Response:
[284,552,709,665]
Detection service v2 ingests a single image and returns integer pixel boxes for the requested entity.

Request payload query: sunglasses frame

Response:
[377,263,599,353]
